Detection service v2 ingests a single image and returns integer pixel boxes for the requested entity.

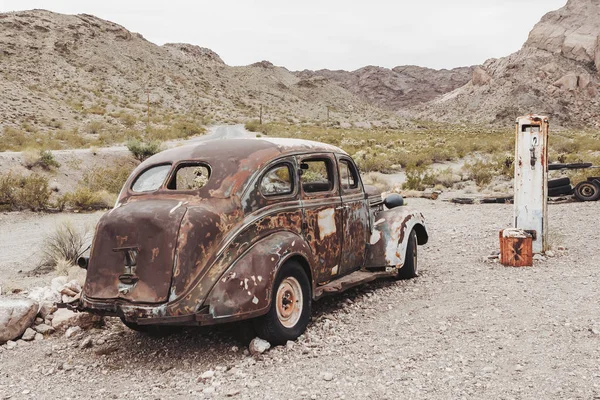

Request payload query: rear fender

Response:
[204,231,313,322]
[365,207,427,268]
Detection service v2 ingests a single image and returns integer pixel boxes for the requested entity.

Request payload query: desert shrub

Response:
[60,187,113,210]
[245,120,261,132]
[22,149,61,170]
[127,139,163,162]
[403,165,436,191]
[85,120,105,135]
[0,172,51,211]
[41,220,91,268]
[433,168,462,188]
[119,113,137,129]
[82,162,135,194]
[462,160,495,187]
[361,172,392,192]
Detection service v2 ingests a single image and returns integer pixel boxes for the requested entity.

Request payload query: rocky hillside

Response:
[0,10,398,137]
[295,65,473,112]
[415,0,600,127]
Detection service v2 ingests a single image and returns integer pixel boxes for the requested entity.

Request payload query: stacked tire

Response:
[548,177,572,197]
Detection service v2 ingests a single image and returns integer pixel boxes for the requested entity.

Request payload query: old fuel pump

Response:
[513,115,549,254]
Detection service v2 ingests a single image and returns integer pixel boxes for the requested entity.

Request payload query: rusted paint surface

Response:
[80,138,428,326]
[366,208,427,269]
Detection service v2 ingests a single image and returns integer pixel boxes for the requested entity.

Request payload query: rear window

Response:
[167,164,211,190]
[131,164,171,193]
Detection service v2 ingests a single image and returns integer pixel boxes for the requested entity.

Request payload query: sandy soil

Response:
[1,198,599,399]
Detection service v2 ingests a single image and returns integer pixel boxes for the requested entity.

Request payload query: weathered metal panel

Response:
[205,232,312,320]
[514,115,549,253]
[365,207,427,269]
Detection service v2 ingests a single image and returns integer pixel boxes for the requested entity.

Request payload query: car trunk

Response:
[84,199,188,304]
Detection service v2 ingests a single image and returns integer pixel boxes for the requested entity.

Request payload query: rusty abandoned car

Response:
[76,138,428,343]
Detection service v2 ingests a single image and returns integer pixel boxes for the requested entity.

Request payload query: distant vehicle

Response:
[76,138,428,344]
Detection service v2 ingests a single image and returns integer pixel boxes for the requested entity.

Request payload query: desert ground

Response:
[1,189,599,399]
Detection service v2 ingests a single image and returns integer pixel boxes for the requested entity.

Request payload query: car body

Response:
[78,137,428,343]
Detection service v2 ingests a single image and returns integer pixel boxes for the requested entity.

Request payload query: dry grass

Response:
[0,172,51,211]
[41,220,91,268]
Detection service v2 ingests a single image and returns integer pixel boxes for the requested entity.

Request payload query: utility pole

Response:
[326,106,330,127]
[145,89,150,132]
[259,104,263,125]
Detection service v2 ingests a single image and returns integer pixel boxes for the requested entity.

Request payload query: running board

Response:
[314,269,396,300]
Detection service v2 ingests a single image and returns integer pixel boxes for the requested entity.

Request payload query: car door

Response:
[337,156,369,275]
[298,154,343,284]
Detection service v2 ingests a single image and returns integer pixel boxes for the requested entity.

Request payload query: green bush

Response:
[245,120,261,132]
[0,172,51,211]
[82,162,135,194]
[403,165,436,191]
[60,187,113,210]
[127,139,163,162]
[462,160,494,188]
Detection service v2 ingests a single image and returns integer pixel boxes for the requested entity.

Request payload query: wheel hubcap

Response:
[581,184,594,197]
[276,277,303,328]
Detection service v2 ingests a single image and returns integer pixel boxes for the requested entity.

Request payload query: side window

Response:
[167,164,211,190]
[131,164,171,193]
[261,164,293,196]
[301,159,334,193]
[339,159,359,191]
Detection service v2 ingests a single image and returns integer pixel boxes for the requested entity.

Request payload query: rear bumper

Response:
[80,295,215,326]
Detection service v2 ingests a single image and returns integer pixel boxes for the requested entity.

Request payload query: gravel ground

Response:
[1,199,599,400]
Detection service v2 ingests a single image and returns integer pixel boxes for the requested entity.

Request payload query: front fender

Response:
[366,207,428,268]
[204,231,312,322]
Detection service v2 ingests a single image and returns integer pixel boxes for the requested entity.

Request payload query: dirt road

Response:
[1,199,599,399]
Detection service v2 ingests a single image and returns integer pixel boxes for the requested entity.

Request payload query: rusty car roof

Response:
[125,138,348,199]
[145,137,347,165]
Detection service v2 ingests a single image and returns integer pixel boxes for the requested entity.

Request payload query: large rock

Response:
[524,0,600,71]
[28,286,61,306]
[51,308,101,331]
[0,298,39,344]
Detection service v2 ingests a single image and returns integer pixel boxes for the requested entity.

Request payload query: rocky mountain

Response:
[415,0,600,127]
[0,10,397,135]
[295,65,473,112]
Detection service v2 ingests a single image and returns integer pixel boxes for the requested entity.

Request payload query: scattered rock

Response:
[50,276,68,292]
[533,254,546,261]
[51,309,101,331]
[33,323,55,335]
[65,326,82,338]
[21,327,36,341]
[79,337,93,348]
[34,333,44,341]
[94,343,120,355]
[0,297,39,344]
[249,337,271,355]
[545,250,555,257]
[226,388,240,397]
[200,370,215,380]
[38,302,57,319]
[5,340,16,350]
[322,372,334,381]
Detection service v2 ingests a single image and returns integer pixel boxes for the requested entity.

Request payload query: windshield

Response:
[131,164,171,193]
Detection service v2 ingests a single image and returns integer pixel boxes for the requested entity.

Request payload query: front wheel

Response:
[397,230,418,279]
[252,260,311,345]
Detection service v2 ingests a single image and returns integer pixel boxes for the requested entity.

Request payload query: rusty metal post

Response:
[514,115,549,253]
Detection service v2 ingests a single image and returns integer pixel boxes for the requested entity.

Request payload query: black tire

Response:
[397,230,418,280]
[120,318,176,336]
[574,180,600,202]
[566,162,592,169]
[548,177,570,188]
[548,184,573,197]
[548,163,567,171]
[252,261,311,345]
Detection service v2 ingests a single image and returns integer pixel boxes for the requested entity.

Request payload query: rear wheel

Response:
[397,230,418,279]
[574,180,600,202]
[253,261,311,345]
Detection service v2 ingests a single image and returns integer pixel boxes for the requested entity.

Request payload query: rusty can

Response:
[499,229,533,267]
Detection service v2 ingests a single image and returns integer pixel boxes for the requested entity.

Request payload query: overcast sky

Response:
[0,0,566,71]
